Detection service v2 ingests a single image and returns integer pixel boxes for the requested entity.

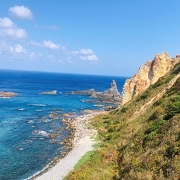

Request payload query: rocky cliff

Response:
[121,53,180,104]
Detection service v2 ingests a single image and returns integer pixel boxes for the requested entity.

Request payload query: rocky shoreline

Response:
[28,110,104,180]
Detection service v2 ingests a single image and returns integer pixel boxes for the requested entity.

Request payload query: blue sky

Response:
[0,1,180,76]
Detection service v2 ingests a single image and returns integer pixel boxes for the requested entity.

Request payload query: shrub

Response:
[166,96,180,117]
[121,107,128,113]
[145,120,165,134]
[139,90,150,100]
[143,131,156,145]
[108,126,115,133]
[152,78,164,88]
[103,116,109,119]
[152,106,164,119]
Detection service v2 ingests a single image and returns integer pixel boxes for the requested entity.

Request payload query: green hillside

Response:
[65,62,180,180]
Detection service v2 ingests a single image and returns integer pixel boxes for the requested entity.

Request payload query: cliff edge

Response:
[121,52,180,104]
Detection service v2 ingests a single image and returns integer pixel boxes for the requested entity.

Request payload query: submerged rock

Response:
[32,130,48,137]
[48,113,59,119]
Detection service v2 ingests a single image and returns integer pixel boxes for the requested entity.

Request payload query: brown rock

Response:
[62,113,72,117]
[48,134,59,138]
[49,113,59,119]
[0,91,16,98]
[122,53,180,104]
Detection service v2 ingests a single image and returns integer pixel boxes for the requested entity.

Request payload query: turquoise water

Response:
[0,69,127,180]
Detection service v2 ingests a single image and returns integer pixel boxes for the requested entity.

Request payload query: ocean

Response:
[0,69,127,180]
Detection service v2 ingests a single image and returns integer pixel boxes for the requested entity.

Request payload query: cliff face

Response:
[122,53,180,104]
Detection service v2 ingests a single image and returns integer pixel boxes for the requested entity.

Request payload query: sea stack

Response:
[67,80,122,103]
[91,79,121,102]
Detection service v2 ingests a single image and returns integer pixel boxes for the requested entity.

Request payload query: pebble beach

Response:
[29,111,104,180]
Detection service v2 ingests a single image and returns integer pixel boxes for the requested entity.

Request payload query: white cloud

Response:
[80,54,98,61]
[30,40,66,50]
[72,48,98,61]
[0,42,27,56]
[0,18,27,39]
[10,44,26,53]
[43,40,60,49]
[72,49,93,55]
[0,17,13,28]
[9,5,33,20]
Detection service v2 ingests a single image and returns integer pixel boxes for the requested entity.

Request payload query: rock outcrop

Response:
[122,53,180,105]
[0,91,16,98]
[91,80,121,102]
[40,90,57,95]
[67,80,122,103]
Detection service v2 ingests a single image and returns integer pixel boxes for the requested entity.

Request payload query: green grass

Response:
[74,150,95,170]
[64,61,180,180]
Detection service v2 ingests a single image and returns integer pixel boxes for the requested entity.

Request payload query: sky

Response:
[0,1,180,76]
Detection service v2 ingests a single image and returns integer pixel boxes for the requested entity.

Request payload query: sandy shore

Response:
[29,110,104,180]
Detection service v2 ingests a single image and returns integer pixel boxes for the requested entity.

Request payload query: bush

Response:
[108,126,115,133]
[121,107,128,113]
[152,78,164,88]
[152,106,164,119]
[145,120,165,134]
[143,131,156,145]
[166,96,180,117]
[138,90,150,100]
[103,116,109,119]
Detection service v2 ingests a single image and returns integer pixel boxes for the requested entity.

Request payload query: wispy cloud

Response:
[9,5,33,20]
[10,44,26,53]
[0,18,27,39]
[29,52,42,59]
[72,49,93,55]
[43,40,60,49]
[34,24,58,30]
[72,48,98,61]
[80,54,98,61]
[30,40,66,50]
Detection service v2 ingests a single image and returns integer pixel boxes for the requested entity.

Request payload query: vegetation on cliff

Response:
[65,61,180,180]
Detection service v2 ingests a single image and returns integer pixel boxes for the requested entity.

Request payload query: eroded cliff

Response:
[122,53,180,104]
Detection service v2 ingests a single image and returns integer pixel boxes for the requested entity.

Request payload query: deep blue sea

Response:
[0,69,127,180]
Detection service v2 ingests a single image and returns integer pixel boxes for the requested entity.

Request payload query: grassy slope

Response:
[65,62,180,180]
